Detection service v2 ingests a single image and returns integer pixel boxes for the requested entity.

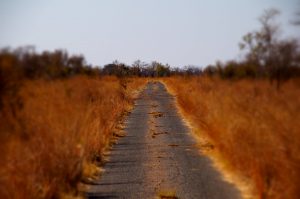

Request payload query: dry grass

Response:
[158,190,179,199]
[163,76,300,199]
[0,76,146,198]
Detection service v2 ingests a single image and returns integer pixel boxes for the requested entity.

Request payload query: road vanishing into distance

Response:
[86,82,241,199]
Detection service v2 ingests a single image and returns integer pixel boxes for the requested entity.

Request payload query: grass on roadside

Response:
[0,75,147,199]
[163,76,300,199]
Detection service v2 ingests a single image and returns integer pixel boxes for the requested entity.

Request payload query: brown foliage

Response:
[163,76,300,199]
[0,76,146,198]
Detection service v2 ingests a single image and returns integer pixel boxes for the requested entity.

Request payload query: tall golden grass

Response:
[0,76,146,198]
[163,76,300,199]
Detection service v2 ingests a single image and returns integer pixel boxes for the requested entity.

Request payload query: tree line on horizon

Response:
[1,9,300,86]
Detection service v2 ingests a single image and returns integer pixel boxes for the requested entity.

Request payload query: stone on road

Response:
[86,82,241,199]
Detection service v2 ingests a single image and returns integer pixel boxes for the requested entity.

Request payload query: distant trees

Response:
[103,60,130,77]
[183,65,202,76]
[239,9,280,67]
[102,60,172,77]
[0,47,101,80]
[0,47,202,81]
[201,8,300,88]
[238,8,300,87]
[150,61,171,77]
[131,60,144,76]
[0,47,102,109]
[1,8,300,92]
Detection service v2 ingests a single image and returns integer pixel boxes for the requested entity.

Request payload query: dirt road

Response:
[86,82,240,199]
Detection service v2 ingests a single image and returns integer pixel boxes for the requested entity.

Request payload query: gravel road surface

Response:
[86,82,240,199]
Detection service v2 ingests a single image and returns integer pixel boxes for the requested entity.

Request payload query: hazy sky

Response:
[0,0,299,67]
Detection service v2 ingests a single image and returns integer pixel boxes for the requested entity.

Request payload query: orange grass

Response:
[0,76,146,198]
[163,76,300,199]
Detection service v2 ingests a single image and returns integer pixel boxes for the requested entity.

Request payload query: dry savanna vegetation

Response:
[1,8,299,199]
[0,75,146,198]
[163,76,300,199]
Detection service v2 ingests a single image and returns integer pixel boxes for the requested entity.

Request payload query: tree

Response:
[239,9,280,71]
[203,65,217,76]
[183,65,202,76]
[239,8,299,88]
[103,60,130,77]
[148,61,171,77]
[131,60,145,76]
[67,55,85,74]
[270,39,299,88]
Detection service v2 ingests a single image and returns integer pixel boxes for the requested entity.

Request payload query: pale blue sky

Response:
[0,0,299,67]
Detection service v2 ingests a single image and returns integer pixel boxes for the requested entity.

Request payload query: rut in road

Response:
[86,82,241,199]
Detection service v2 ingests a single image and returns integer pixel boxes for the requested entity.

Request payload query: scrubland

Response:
[0,76,146,198]
[163,76,300,199]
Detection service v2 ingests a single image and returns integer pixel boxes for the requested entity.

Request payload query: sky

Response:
[0,0,299,67]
